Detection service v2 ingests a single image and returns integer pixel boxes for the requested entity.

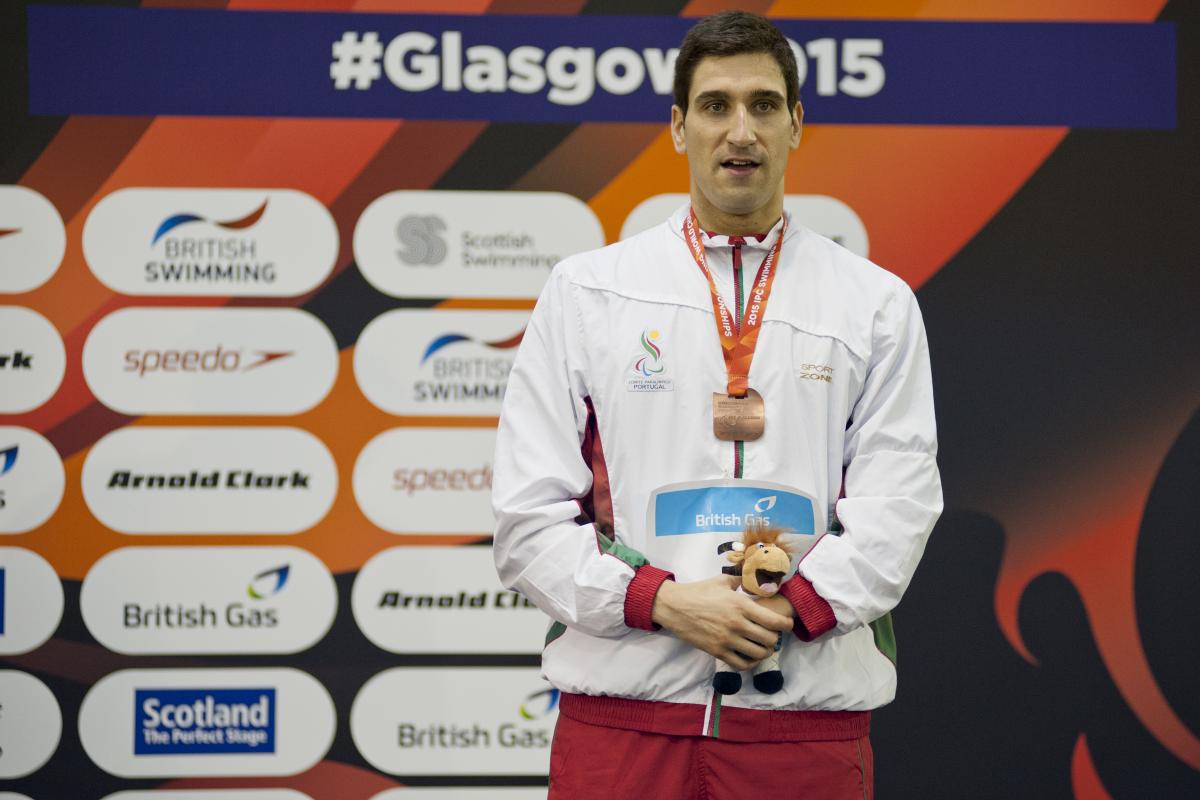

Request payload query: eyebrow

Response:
[693,89,786,105]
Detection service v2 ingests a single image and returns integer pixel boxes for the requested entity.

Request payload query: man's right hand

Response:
[650,576,793,670]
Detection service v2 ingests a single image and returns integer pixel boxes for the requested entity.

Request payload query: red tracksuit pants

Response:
[549,712,874,800]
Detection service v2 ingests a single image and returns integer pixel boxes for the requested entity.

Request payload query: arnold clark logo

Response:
[354,191,602,300]
[0,427,66,534]
[82,188,337,297]
[79,668,335,777]
[621,194,871,258]
[351,667,555,776]
[81,427,337,535]
[0,185,66,293]
[352,546,544,655]
[81,547,337,655]
[0,306,66,415]
[354,309,528,417]
[83,307,338,416]
[353,427,496,535]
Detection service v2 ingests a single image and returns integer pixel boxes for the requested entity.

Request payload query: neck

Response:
[690,196,783,237]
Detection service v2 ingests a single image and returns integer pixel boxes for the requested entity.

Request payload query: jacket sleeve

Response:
[492,267,673,638]
[784,281,943,639]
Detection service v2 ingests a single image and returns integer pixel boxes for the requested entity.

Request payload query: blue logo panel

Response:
[26,7,1176,128]
[134,688,276,755]
[655,486,815,537]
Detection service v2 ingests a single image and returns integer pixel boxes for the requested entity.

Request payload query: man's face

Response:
[671,52,802,227]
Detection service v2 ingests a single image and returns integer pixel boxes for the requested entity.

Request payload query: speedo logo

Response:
[83,307,337,416]
[135,688,276,755]
[123,346,292,377]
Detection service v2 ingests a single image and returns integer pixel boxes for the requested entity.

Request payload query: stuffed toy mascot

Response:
[713,526,794,695]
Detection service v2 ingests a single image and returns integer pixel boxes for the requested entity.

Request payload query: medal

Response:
[682,209,786,441]
[712,388,765,441]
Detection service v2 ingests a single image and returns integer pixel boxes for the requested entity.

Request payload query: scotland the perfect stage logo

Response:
[134,687,276,755]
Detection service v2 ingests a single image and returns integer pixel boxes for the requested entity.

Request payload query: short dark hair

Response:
[673,11,799,117]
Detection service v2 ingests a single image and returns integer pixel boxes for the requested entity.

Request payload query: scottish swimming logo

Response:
[134,687,276,754]
[626,329,673,392]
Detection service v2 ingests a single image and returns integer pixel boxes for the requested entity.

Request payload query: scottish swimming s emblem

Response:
[626,329,673,392]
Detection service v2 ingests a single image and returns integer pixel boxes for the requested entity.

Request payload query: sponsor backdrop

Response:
[0,1,1195,798]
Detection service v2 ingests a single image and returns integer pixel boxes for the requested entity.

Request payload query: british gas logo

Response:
[83,308,337,415]
[351,667,556,776]
[248,564,290,600]
[81,547,336,655]
[355,309,530,416]
[518,687,560,721]
[79,668,335,777]
[354,191,602,300]
[83,188,337,297]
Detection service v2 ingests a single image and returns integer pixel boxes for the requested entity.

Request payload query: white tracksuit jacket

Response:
[493,204,942,718]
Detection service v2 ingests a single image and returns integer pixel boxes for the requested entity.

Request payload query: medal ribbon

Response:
[682,208,786,397]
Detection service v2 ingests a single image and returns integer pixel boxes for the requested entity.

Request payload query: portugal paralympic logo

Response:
[633,329,666,377]
[151,199,268,245]
[519,687,560,720]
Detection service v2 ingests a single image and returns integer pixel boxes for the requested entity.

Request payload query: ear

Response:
[671,105,687,154]
[726,550,745,564]
[790,99,804,149]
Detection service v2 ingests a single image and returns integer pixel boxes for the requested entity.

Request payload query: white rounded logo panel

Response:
[354,190,601,300]
[355,309,528,417]
[353,427,496,535]
[0,548,64,655]
[83,188,337,297]
[82,427,337,535]
[82,547,337,655]
[352,547,545,655]
[0,427,65,534]
[83,307,338,416]
[351,667,556,776]
[79,668,335,778]
[0,671,62,778]
[0,185,66,293]
[104,791,313,800]
[620,193,870,258]
[0,306,66,414]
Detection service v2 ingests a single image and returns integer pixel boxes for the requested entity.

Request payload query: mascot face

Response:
[726,538,792,596]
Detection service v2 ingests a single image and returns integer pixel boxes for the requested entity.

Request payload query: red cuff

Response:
[623,565,675,631]
[780,574,837,641]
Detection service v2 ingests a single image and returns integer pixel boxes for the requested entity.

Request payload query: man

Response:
[492,11,941,799]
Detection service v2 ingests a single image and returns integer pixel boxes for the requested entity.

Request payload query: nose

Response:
[727,105,756,147]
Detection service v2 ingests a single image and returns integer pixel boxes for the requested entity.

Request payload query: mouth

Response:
[755,569,785,595]
[721,158,761,175]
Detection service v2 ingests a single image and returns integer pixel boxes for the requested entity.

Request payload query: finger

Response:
[745,603,794,633]
[730,637,771,661]
[733,620,780,651]
[719,651,752,671]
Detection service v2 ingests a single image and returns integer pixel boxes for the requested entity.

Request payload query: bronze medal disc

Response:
[712,388,765,441]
